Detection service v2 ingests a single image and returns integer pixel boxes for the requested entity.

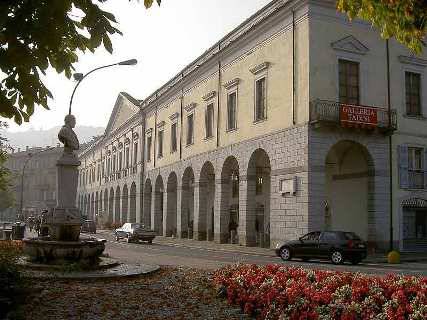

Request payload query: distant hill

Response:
[2,126,105,149]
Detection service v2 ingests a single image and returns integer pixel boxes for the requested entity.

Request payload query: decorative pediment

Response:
[169,112,179,121]
[184,103,197,112]
[133,132,139,140]
[223,78,240,90]
[202,91,216,101]
[250,62,270,75]
[398,55,427,68]
[104,92,140,137]
[156,121,166,129]
[118,142,123,149]
[331,35,369,55]
[145,128,153,136]
[125,138,131,145]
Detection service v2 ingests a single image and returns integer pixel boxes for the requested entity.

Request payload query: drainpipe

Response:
[386,39,393,252]
[217,44,222,148]
[180,73,184,160]
[153,104,158,169]
[292,10,296,125]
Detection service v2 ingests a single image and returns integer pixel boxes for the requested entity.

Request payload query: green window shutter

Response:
[398,145,409,188]
[424,148,427,189]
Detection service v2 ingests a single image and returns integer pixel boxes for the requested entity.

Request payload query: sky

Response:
[6,0,272,132]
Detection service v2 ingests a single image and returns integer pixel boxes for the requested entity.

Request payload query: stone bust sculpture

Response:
[58,114,79,153]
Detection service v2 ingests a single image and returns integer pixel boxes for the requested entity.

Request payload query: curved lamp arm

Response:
[68,59,137,115]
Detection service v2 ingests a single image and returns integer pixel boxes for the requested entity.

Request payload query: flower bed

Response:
[212,264,427,320]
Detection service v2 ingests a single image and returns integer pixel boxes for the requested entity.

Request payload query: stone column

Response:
[239,176,256,247]
[214,179,229,244]
[193,182,205,240]
[150,190,156,232]
[176,185,183,238]
[194,181,207,240]
[135,183,142,224]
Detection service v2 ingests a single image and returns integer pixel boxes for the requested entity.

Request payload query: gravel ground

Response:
[17,267,250,320]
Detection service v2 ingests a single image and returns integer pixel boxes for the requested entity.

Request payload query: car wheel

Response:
[115,235,119,242]
[331,251,344,265]
[279,247,292,261]
[126,235,131,243]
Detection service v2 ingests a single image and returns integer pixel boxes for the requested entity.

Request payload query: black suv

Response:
[275,231,367,265]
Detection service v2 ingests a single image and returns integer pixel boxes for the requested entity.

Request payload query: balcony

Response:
[310,99,397,133]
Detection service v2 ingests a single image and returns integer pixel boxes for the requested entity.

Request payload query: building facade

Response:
[5,146,63,219]
[77,0,427,251]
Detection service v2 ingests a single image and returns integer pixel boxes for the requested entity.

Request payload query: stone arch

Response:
[122,185,129,223]
[130,182,137,223]
[325,140,374,242]
[154,175,164,235]
[219,156,240,244]
[115,186,121,224]
[197,161,215,241]
[143,179,152,228]
[109,187,114,222]
[246,148,271,248]
[166,172,178,237]
[181,167,195,239]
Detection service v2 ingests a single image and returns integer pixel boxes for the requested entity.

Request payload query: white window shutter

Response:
[424,148,427,189]
[398,145,409,188]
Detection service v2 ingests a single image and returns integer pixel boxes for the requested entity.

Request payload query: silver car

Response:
[114,223,156,243]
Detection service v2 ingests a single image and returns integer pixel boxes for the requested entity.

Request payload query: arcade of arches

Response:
[77,140,391,250]
[143,149,272,248]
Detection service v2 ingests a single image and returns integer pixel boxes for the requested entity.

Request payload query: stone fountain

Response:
[23,115,105,264]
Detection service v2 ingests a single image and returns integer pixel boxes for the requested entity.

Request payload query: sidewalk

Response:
[97,229,427,264]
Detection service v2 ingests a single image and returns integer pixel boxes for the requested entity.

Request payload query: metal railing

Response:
[310,99,397,131]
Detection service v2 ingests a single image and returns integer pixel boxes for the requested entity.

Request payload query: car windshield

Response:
[131,223,141,230]
[343,232,361,240]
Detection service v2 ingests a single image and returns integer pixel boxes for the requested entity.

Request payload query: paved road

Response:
[94,231,427,276]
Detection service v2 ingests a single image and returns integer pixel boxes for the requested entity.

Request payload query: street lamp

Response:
[69,59,138,115]
[18,147,55,221]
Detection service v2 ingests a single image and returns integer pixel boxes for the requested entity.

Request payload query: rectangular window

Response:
[339,59,360,105]
[171,123,177,153]
[187,113,194,145]
[255,77,266,121]
[133,142,138,165]
[146,137,152,162]
[119,151,123,171]
[113,154,116,173]
[405,72,422,116]
[227,92,237,130]
[408,147,424,189]
[125,147,130,168]
[158,130,163,158]
[205,103,214,138]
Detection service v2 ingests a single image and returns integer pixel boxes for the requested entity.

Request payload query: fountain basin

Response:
[23,237,105,264]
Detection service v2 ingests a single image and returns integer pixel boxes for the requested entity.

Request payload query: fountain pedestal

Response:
[23,114,105,264]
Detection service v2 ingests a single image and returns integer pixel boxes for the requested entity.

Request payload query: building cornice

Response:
[139,0,305,113]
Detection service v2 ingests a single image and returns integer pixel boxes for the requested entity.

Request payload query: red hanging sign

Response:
[340,104,378,128]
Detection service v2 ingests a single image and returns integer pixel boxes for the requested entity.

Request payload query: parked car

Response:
[81,220,97,234]
[275,231,367,265]
[114,223,156,243]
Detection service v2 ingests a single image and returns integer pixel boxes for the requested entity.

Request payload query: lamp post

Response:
[18,147,55,221]
[68,59,138,115]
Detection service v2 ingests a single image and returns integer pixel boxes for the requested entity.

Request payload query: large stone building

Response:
[77,0,427,252]
[4,146,63,219]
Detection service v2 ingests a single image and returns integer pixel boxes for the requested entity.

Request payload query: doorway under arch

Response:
[198,162,215,241]
[181,167,195,239]
[325,140,374,241]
